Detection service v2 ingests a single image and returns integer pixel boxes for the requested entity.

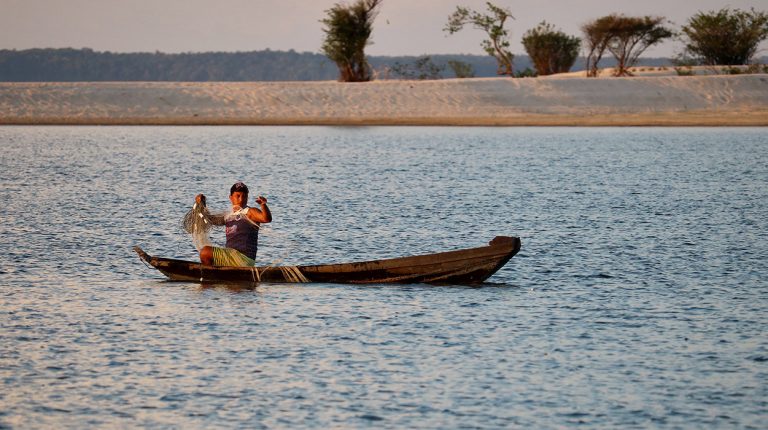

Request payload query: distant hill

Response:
[0,48,678,82]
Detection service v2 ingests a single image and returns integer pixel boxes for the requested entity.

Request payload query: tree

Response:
[390,56,446,80]
[581,15,615,77]
[444,2,515,76]
[582,14,673,77]
[681,8,768,66]
[521,21,581,76]
[320,0,383,82]
[447,60,475,78]
[607,16,673,76]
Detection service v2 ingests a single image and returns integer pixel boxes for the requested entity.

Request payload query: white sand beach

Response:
[1,73,767,126]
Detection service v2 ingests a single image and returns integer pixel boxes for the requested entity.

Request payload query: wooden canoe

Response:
[134,236,520,285]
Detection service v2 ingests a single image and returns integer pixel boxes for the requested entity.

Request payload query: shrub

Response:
[514,67,537,78]
[447,60,475,78]
[745,63,761,74]
[390,56,445,80]
[521,21,581,75]
[681,8,768,65]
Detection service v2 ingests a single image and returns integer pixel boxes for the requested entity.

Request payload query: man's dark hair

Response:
[230,181,249,195]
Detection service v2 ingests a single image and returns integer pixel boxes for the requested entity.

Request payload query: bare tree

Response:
[321,0,384,82]
[444,2,515,76]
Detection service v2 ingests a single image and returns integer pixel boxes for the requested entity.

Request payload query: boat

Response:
[134,236,520,285]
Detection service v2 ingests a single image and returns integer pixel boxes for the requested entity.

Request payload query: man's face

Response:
[230,191,248,208]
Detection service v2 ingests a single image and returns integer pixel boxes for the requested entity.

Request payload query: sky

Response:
[2,0,767,57]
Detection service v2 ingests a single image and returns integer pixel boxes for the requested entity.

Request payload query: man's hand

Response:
[249,195,272,224]
[195,194,206,206]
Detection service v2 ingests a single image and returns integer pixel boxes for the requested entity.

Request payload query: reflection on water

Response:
[1,126,767,428]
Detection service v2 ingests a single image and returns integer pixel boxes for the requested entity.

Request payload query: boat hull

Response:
[134,236,520,285]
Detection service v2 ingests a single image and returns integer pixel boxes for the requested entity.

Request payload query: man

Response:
[196,181,272,266]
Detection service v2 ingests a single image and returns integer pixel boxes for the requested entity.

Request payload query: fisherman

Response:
[195,181,272,266]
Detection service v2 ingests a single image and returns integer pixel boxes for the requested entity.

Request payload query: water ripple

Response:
[0,126,766,428]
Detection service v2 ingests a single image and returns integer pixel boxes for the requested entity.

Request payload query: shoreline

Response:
[2,75,767,126]
[4,113,766,127]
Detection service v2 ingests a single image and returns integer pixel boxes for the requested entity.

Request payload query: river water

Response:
[1,126,766,428]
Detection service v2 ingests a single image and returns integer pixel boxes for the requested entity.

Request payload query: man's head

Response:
[229,181,249,208]
[230,181,249,196]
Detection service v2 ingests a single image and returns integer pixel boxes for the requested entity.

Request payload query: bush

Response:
[681,8,768,66]
[521,21,581,75]
[390,56,445,80]
[514,67,537,78]
[447,60,475,78]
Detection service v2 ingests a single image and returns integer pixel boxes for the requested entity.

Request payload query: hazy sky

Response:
[2,0,767,57]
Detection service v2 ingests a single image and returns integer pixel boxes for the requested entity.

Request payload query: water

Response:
[1,126,766,428]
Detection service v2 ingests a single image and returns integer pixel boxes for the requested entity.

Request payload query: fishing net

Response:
[181,196,226,251]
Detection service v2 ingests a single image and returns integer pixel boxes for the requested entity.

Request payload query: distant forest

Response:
[0,48,676,82]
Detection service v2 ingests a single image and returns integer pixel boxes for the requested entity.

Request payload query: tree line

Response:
[0,49,338,81]
[0,48,526,81]
[0,48,679,82]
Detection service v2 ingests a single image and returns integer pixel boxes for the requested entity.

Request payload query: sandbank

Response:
[1,74,766,126]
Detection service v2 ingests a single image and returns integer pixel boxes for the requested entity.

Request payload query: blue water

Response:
[1,126,766,428]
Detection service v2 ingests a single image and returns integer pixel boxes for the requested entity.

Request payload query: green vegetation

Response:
[521,21,581,76]
[672,53,698,76]
[514,67,537,78]
[674,67,696,76]
[447,60,476,78]
[719,64,767,75]
[390,56,445,80]
[320,0,383,82]
[444,2,515,76]
[582,14,674,77]
[681,8,768,66]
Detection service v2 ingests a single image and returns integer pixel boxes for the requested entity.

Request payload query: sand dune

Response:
[1,74,767,126]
